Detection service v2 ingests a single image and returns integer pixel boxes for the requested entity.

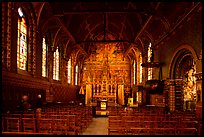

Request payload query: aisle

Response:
[80,117,108,135]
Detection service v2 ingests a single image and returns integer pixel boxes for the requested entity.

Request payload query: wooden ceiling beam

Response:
[54,9,146,16]
[134,2,160,43]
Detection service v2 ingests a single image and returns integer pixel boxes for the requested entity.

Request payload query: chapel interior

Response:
[2,2,202,135]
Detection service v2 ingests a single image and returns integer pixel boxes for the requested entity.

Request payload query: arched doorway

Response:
[169,46,197,111]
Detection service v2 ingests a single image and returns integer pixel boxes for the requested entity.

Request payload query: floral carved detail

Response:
[195,73,202,81]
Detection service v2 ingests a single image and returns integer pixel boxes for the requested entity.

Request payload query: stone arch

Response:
[169,44,199,110]
[169,44,199,79]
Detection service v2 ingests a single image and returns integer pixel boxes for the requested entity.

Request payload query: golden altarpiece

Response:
[82,43,130,107]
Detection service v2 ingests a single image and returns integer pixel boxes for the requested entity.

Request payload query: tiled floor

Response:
[80,117,108,135]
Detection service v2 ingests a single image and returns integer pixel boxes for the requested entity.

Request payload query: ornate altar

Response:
[83,43,130,107]
[97,99,108,110]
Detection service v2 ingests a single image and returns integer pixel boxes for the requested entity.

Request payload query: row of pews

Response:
[108,106,202,135]
[2,105,93,135]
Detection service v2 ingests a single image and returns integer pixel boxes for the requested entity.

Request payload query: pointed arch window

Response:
[42,37,48,77]
[147,43,153,80]
[17,7,27,70]
[133,60,136,85]
[75,64,78,85]
[139,53,143,83]
[67,58,72,84]
[53,47,59,80]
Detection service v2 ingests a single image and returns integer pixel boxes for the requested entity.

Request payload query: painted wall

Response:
[158,11,202,79]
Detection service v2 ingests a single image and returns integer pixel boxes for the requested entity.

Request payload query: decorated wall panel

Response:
[82,43,130,104]
[82,43,130,85]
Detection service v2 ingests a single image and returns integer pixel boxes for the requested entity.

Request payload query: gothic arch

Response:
[169,44,199,79]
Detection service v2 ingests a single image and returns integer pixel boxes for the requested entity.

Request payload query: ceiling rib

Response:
[134,2,160,43]
[53,27,62,47]
[54,17,76,43]
[63,39,70,58]
[154,2,201,47]
[84,20,94,40]
[118,2,131,40]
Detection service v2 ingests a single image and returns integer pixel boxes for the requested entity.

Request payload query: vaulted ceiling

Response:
[32,2,201,60]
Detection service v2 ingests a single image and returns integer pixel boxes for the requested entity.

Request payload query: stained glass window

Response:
[75,64,78,85]
[136,92,142,103]
[17,7,27,70]
[53,47,59,80]
[136,92,139,102]
[42,37,47,77]
[147,43,152,80]
[133,60,136,85]
[67,58,71,84]
[139,53,143,83]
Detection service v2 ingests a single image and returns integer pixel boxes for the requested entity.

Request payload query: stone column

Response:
[168,79,175,112]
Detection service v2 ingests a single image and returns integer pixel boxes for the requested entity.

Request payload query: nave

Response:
[2,2,202,136]
[80,117,108,135]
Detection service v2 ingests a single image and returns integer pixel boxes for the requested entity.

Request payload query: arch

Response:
[143,31,154,46]
[53,27,62,48]
[137,37,144,53]
[168,44,199,79]
[35,2,46,26]
[75,49,82,63]
[131,46,143,60]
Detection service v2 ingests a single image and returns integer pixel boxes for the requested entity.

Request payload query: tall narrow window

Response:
[75,64,78,85]
[136,92,139,102]
[42,37,47,77]
[139,53,143,83]
[67,58,71,84]
[133,60,136,85]
[17,7,27,70]
[53,47,59,80]
[147,43,152,80]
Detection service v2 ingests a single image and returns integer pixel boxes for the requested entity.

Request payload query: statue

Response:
[184,68,196,101]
